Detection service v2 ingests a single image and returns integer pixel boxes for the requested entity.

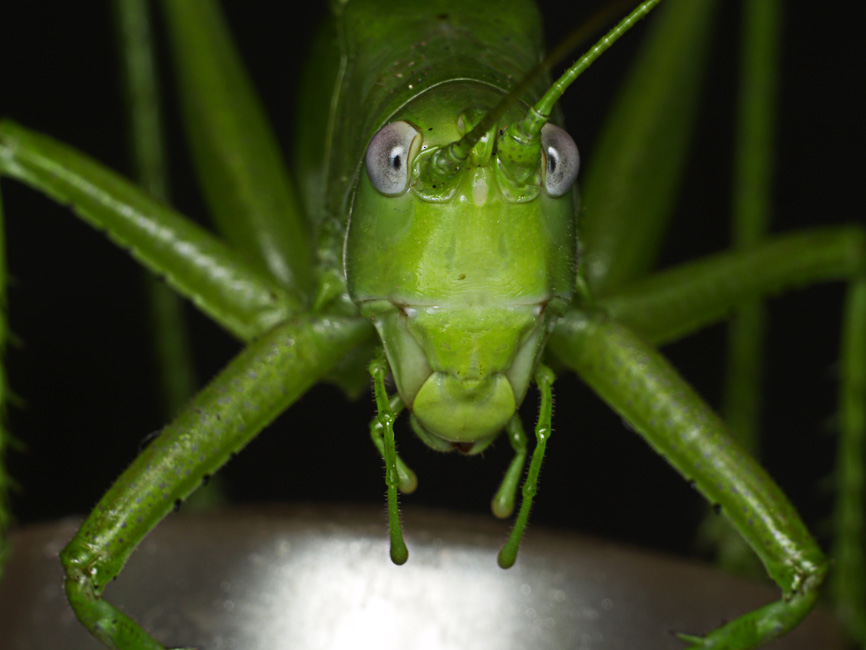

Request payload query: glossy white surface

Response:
[0,505,845,649]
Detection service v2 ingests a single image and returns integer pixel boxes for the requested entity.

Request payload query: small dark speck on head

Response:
[688,479,697,490]
[458,273,466,280]
[202,474,211,486]
[173,499,182,513]
[712,503,722,516]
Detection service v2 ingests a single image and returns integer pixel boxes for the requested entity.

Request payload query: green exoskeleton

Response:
[0,0,864,649]
[340,3,585,565]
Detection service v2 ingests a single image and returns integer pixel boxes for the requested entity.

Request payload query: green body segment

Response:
[305,0,577,443]
[347,83,575,441]
[297,0,547,230]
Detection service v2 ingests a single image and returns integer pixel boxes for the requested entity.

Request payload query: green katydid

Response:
[0,1,864,649]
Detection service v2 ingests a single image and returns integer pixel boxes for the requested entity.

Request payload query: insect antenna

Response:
[421,0,663,189]
[497,0,663,184]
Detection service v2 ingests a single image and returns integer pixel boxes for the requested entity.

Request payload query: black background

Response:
[0,0,862,566]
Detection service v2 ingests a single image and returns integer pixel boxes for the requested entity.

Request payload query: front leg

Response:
[551,312,828,649]
[61,315,370,649]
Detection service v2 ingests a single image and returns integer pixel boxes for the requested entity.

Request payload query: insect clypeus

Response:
[1,1,863,649]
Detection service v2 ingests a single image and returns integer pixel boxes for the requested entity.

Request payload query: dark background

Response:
[0,0,862,566]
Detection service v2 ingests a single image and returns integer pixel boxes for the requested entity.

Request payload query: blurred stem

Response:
[722,0,780,454]
[112,0,197,418]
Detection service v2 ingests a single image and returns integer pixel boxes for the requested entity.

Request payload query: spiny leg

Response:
[587,223,866,643]
[368,393,417,494]
[596,226,865,348]
[60,316,370,650]
[0,121,301,340]
[369,352,409,565]
[498,364,554,569]
[491,415,528,519]
[722,0,778,462]
[113,0,218,518]
[707,0,779,577]
[551,313,828,649]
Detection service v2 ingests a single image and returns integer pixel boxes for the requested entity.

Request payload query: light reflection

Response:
[228,534,526,650]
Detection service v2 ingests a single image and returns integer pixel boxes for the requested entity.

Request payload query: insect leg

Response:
[497,364,554,569]
[368,393,417,494]
[0,122,302,341]
[60,316,371,649]
[369,353,409,565]
[588,225,866,644]
[161,0,314,295]
[551,312,828,649]
[596,226,865,347]
[491,416,528,519]
[702,0,781,577]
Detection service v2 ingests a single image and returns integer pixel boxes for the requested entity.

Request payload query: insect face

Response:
[346,82,577,447]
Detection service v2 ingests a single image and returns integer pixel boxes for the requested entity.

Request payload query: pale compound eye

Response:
[365,121,421,195]
[541,123,579,197]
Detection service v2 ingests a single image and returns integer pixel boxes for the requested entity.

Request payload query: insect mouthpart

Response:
[360,299,558,444]
[450,441,477,454]
[412,371,516,442]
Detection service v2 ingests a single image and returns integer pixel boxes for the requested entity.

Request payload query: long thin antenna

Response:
[423,0,664,187]
[497,0,663,185]
[534,0,663,119]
